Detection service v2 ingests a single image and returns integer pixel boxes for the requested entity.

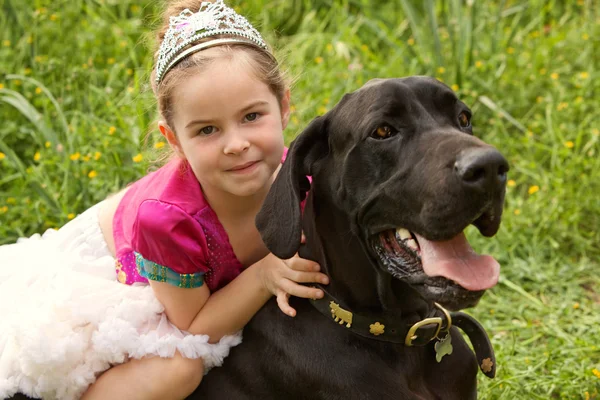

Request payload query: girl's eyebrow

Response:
[185,101,270,129]
[239,100,269,114]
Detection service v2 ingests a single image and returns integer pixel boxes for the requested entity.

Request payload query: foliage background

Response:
[0,0,598,397]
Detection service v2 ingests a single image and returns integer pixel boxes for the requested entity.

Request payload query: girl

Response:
[0,1,329,399]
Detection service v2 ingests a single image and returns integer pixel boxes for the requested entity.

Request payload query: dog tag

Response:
[434,334,453,362]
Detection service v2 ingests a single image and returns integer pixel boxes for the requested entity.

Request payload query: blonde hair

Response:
[150,0,288,133]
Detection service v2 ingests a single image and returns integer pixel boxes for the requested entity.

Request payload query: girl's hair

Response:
[150,0,289,134]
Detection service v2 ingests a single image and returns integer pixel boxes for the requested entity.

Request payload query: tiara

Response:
[155,0,269,84]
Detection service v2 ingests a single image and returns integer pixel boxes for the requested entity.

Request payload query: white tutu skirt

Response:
[0,203,242,400]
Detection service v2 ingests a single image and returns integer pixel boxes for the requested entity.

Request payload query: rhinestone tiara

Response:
[155,0,269,84]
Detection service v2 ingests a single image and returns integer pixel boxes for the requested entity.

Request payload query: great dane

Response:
[10,76,508,399]
[191,76,509,399]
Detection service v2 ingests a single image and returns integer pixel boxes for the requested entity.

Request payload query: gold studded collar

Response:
[308,287,497,378]
[309,288,452,346]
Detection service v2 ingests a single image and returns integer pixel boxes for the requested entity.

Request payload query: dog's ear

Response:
[256,116,328,259]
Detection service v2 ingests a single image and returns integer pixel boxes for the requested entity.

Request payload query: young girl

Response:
[0,1,329,399]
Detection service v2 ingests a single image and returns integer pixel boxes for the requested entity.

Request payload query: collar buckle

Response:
[404,303,453,346]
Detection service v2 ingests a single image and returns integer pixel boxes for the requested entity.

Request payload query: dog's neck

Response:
[302,190,430,319]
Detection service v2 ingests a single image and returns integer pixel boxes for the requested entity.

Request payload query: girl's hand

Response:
[258,253,329,317]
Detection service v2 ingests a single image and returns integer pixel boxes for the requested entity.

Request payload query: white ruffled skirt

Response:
[0,203,242,400]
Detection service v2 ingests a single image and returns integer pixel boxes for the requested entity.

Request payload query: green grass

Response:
[1,0,599,397]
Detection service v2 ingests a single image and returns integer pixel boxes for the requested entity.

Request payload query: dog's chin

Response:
[369,228,491,311]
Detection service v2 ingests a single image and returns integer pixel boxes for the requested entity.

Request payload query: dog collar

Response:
[309,287,496,378]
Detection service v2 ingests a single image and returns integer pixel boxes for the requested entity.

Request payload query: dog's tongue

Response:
[414,232,500,291]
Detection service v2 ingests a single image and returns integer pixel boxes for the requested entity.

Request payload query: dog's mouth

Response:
[370,225,500,310]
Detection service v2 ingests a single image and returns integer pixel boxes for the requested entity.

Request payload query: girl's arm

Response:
[150,253,329,343]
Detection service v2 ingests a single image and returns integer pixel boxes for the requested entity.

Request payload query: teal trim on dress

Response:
[135,252,205,288]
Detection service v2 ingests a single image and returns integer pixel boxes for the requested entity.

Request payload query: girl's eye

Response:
[200,126,215,135]
[458,112,471,128]
[371,125,397,139]
[245,113,258,122]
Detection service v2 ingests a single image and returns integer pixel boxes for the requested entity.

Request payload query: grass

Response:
[1,0,599,397]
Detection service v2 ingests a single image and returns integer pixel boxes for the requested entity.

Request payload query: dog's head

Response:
[257,77,509,310]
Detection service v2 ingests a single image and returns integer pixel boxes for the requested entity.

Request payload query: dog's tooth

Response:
[396,228,411,240]
[406,239,419,251]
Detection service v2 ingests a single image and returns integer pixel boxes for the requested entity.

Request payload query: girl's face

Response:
[160,51,289,201]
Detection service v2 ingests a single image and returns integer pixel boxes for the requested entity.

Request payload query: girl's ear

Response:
[280,89,291,129]
[158,121,185,159]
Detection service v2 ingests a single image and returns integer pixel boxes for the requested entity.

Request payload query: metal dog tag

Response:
[434,334,453,362]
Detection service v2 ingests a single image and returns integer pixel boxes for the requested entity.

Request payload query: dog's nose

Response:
[455,148,509,192]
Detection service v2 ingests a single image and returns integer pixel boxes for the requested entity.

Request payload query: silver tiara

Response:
[155,0,268,84]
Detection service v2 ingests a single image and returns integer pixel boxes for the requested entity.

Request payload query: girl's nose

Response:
[223,131,250,155]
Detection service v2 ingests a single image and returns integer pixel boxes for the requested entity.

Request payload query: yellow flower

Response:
[132,153,143,163]
[27,36,33,44]
[360,44,368,52]
[475,60,483,69]
[507,179,516,187]
[507,47,515,54]
[7,197,16,204]
[33,151,41,161]
[154,142,166,149]
[0,152,5,160]
[593,129,599,136]
[318,106,328,114]
[514,209,521,216]
[573,302,580,309]
[437,67,446,74]
[70,152,81,161]
[579,72,589,79]
[314,56,323,64]
[127,87,134,93]
[24,68,32,75]
[35,87,42,94]
[593,368,600,379]
[451,84,459,92]
[50,14,58,21]
[575,96,583,103]
[582,33,589,41]
[539,68,547,75]
[108,126,116,135]
[557,102,568,111]
[536,96,544,103]
[407,37,415,46]
[107,58,116,64]
[291,116,299,125]
[88,170,98,179]
[0,83,4,90]
[2,40,10,47]
[127,68,133,76]
[564,141,574,148]
[45,141,51,148]
[94,151,102,160]
[67,213,75,220]
[550,72,559,80]
[14,79,22,86]
[82,155,91,162]
[0,206,8,213]
[120,40,127,48]
[528,185,539,195]
[326,43,333,52]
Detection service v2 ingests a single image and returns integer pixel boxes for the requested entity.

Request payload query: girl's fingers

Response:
[279,279,324,300]
[285,269,329,285]
[276,291,296,317]
[286,259,320,272]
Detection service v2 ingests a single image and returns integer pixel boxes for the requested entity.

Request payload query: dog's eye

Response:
[458,112,471,128]
[371,125,396,139]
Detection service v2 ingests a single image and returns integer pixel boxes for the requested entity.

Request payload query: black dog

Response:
[192,76,508,399]
[9,77,507,400]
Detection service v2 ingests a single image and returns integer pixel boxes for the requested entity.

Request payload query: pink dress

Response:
[112,158,245,292]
